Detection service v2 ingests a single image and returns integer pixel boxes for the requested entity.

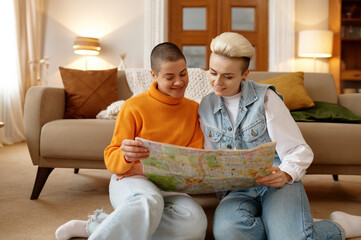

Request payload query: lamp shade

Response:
[298,30,333,58]
[73,36,101,56]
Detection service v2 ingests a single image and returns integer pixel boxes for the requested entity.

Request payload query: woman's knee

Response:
[163,195,207,239]
[185,204,207,239]
[109,175,163,208]
[213,199,262,239]
[182,213,207,240]
[213,208,242,239]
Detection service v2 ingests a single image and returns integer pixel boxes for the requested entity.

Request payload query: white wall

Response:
[44,0,144,87]
[295,0,330,73]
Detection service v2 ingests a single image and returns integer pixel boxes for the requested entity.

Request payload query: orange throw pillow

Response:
[59,67,118,119]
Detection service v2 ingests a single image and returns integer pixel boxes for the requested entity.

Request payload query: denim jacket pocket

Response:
[241,116,267,143]
[204,127,223,143]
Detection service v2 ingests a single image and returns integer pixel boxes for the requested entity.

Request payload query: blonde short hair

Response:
[210,32,254,59]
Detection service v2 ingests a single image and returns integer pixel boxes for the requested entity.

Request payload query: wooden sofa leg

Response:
[30,167,54,200]
[74,168,79,174]
[332,174,339,181]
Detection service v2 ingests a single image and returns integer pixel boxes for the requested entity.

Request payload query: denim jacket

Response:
[199,80,283,166]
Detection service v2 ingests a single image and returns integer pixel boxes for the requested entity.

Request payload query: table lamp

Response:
[73,36,101,70]
[298,30,333,72]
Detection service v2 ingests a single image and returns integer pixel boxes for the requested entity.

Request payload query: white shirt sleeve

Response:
[264,89,314,182]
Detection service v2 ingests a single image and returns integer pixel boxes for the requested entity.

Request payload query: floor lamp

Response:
[298,30,333,72]
[73,36,101,70]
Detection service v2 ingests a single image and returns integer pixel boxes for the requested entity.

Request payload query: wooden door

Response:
[168,0,268,70]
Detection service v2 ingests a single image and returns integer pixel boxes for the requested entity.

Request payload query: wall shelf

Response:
[341,70,361,81]
[342,38,361,41]
[342,18,361,22]
[329,0,361,93]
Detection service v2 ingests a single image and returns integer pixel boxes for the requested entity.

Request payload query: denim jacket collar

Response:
[212,80,259,114]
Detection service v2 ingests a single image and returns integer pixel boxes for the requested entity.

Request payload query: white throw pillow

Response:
[125,68,153,96]
[125,68,212,103]
[185,68,213,103]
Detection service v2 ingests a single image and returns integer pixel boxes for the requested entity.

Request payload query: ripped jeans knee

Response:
[86,209,109,235]
[213,198,266,240]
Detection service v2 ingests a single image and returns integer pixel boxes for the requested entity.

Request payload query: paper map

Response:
[137,137,276,194]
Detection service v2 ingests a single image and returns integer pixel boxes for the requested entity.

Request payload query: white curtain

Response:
[0,1,24,147]
[268,0,295,72]
[0,0,46,147]
[143,0,167,68]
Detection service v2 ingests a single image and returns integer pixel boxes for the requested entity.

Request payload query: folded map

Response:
[137,137,276,194]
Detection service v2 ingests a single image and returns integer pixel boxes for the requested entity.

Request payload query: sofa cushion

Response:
[125,68,153,96]
[125,68,212,103]
[248,72,338,104]
[291,101,361,123]
[258,72,315,110]
[40,119,115,160]
[60,67,118,119]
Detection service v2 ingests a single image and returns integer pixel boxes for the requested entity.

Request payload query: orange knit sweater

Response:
[104,81,204,174]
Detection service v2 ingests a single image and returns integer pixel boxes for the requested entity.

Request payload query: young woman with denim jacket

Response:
[199,32,361,240]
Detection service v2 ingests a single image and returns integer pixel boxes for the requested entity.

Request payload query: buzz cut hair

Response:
[210,32,254,74]
[150,42,186,75]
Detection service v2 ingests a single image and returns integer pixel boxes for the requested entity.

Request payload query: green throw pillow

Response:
[291,101,361,123]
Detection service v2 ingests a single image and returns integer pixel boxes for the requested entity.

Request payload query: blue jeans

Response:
[213,181,345,240]
[87,175,207,240]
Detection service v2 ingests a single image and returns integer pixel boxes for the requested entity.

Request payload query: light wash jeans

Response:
[87,175,207,240]
[213,181,345,240]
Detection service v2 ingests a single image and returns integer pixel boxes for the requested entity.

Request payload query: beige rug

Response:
[1,142,360,240]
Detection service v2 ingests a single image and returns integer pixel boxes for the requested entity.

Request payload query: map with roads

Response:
[137,137,276,194]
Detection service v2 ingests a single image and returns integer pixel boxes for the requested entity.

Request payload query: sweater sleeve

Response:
[104,101,137,174]
[187,119,204,149]
[185,104,204,149]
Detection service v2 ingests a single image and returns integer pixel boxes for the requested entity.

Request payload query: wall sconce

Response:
[298,30,333,72]
[73,36,101,69]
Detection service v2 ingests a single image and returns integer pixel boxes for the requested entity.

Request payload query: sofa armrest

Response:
[24,86,65,165]
[338,93,361,116]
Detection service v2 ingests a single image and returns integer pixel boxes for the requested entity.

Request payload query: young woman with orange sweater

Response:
[55,43,207,240]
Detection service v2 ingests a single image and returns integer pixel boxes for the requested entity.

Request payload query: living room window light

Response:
[0,1,20,93]
[0,1,25,147]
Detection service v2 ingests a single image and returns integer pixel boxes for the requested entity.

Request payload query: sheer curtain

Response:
[0,0,46,147]
[18,0,46,89]
[0,1,24,147]
[268,0,295,72]
[143,0,167,68]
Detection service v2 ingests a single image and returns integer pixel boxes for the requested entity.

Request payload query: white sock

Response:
[55,220,89,240]
[330,211,361,238]
[313,218,322,222]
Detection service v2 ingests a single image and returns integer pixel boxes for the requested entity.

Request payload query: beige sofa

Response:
[24,70,361,238]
